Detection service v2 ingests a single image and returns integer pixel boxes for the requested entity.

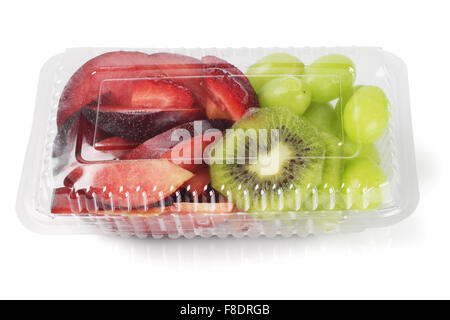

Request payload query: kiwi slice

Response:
[316,132,344,210]
[209,107,325,212]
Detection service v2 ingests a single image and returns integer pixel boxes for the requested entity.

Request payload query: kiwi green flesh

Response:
[209,107,326,212]
[315,132,344,210]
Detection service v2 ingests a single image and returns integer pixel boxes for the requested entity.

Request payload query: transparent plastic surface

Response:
[17,47,419,238]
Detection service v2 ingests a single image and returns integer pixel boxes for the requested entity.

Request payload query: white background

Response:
[0,0,448,299]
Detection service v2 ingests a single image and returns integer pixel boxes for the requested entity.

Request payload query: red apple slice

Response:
[202,55,259,121]
[81,105,206,142]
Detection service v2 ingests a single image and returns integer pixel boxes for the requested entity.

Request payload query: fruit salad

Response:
[18,48,418,238]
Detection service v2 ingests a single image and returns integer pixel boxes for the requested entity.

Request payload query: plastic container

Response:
[17,47,419,238]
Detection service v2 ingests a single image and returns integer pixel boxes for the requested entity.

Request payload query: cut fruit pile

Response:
[52,50,391,235]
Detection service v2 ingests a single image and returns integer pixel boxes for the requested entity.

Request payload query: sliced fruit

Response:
[149,52,207,108]
[95,136,137,151]
[51,187,73,213]
[160,132,223,172]
[51,187,168,215]
[63,167,84,188]
[72,114,114,162]
[94,137,138,159]
[209,107,326,213]
[52,187,234,233]
[89,160,193,209]
[127,119,232,160]
[171,201,234,213]
[51,187,92,214]
[95,207,171,216]
[131,79,194,109]
[182,166,211,195]
[205,97,233,120]
[202,56,259,121]
[316,132,344,210]
[77,112,111,147]
[81,105,206,142]
[320,133,344,192]
[57,51,164,127]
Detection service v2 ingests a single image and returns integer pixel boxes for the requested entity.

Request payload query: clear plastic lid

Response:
[17,47,419,238]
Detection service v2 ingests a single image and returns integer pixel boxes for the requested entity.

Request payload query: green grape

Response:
[303,102,341,137]
[246,53,305,92]
[335,85,363,123]
[305,54,356,102]
[342,135,381,165]
[341,158,387,210]
[343,85,389,144]
[258,76,312,116]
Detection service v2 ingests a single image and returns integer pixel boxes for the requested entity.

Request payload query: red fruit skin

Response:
[182,166,211,195]
[63,167,84,188]
[202,56,259,121]
[77,113,110,146]
[160,132,222,172]
[94,137,137,159]
[131,79,194,109]
[95,137,138,151]
[57,51,164,127]
[51,187,235,235]
[81,105,206,142]
[90,160,193,209]
[51,187,74,214]
[126,119,232,160]
[51,187,94,214]
[149,53,207,108]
